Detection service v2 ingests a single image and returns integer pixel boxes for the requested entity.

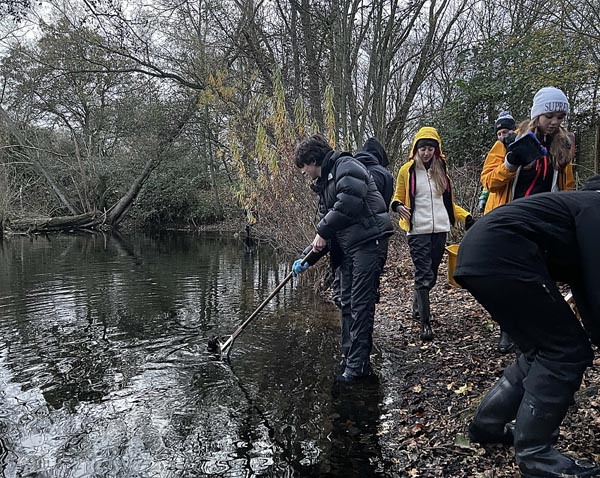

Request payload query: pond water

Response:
[0,232,388,477]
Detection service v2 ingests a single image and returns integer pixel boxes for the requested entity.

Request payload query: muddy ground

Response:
[371,239,600,478]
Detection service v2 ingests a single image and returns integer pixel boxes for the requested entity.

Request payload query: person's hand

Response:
[392,201,411,221]
[465,215,476,231]
[292,258,310,276]
[397,204,411,221]
[312,233,327,252]
[506,132,547,167]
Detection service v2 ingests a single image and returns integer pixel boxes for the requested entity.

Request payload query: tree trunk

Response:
[106,94,200,226]
[299,0,324,130]
[0,106,80,215]
[3,94,200,233]
[8,212,100,233]
[205,105,223,218]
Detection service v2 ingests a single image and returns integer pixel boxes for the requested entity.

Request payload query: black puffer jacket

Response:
[354,138,394,210]
[313,151,393,253]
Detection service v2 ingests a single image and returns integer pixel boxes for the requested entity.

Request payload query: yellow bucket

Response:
[445,244,462,288]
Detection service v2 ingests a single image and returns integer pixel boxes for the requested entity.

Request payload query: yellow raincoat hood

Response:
[409,127,445,160]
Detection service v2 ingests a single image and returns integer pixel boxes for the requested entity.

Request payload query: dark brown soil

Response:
[373,240,600,477]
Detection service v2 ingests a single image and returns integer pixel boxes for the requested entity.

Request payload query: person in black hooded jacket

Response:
[292,134,393,383]
[354,138,394,209]
[453,175,600,478]
[329,138,394,308]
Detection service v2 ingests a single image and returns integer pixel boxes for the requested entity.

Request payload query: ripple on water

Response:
[0,233,371,477]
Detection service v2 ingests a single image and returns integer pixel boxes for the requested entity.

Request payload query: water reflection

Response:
[0,232,386,477]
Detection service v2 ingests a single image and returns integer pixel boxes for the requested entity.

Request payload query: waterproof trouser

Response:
[332,268,342,308]
[335,236,387,309]
[407,232,446,291]
[375,237,389,303]
[340,239,382,377]
[459,275,596,476]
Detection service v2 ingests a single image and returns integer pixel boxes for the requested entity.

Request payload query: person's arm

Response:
[390,164,411,221]
[452,200,474,228]
[316,160,369,239]
[293,243,328,276]
[390,165,407,211]
[480,140,517,192]
[561,163,575,191]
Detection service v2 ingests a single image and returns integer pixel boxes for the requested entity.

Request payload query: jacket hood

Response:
[359,138,389,167]
[409,126,445,160]
[582,174,600,191]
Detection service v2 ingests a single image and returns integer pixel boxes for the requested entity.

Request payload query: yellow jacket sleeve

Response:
[453,202,470,224]
[392,163,409,207]
[560,163,575,191]
[391,163,411,232]
[480,140,516,193]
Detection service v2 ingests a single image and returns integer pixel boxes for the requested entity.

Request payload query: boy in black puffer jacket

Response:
[292,134,393,383]
[329,138,394,308]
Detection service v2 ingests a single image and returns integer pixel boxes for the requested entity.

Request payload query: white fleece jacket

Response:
[408,164,451,235]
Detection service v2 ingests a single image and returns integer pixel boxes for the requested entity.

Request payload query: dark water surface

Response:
[0,233,388,477]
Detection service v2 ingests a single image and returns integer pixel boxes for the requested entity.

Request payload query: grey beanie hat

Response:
[530,87,570,119]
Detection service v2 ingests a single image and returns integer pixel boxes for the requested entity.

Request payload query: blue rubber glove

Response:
[292,258,310,276]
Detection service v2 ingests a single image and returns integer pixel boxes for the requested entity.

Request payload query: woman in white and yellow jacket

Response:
[391,126,472,341]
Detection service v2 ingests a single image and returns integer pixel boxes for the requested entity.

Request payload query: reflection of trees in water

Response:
[0,232,385,476]
[0,232,272,412]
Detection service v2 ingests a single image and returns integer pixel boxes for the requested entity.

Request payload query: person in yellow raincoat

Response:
[391,126,473,342]
[481,87,575,215]
[480,88,576,354]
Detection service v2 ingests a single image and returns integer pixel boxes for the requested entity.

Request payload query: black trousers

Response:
[407,232,446,291]
[340,239,382,376]
[333,237,388,305]
[459,275,593,407]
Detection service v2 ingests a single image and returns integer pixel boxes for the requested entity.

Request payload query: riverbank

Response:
[372,238,600,477]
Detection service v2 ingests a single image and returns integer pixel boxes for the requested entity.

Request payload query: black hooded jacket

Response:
[354,138,394,209]
[312,150,393,254]
[454,175,600,345]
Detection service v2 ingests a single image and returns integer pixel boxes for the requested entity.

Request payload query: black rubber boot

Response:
[515,393,600,478]
[416,289,432,341]
[412,290,420,322]
[498,329,516,354]
[469,376,524,445]
[502,422,559,448]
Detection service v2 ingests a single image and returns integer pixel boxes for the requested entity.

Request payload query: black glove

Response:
[506,132,547,167]
[501,131,517,148]
[465,215,476,231]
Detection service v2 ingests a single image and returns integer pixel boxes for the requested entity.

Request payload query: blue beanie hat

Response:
[494,111,516,133]
[530,87,570,119]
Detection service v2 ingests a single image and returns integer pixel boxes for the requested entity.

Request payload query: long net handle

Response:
[220,249,318,357]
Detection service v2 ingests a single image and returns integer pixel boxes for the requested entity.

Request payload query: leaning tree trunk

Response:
[105,94,200,227]
[4,94,200,234]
